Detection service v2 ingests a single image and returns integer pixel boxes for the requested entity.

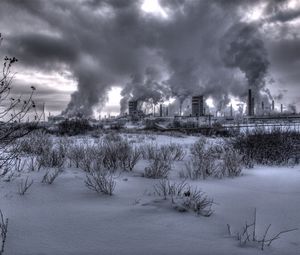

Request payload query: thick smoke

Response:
[120,0,250,113]
[120,67,170,113]
[1,0,298,116]
[220,22,269,93]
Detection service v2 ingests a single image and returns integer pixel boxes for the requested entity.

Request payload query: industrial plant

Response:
[47,86,300,134]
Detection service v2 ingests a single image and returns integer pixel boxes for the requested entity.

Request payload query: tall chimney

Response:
[248,89,252,116]
[281,104,283,113]
[262,101,264,110]
[272,100,275,111]
[251,97,255,116]
[159,104,163,117]
[230,104,233,117]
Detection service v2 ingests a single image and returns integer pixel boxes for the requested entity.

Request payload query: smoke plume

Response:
[220,22,269,94]
[2,0,298,116]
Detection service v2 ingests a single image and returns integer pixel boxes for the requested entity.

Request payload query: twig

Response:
[253,208,256,241]
[0,209,8,254]
[260,224,271,250]
[267,228,298,247]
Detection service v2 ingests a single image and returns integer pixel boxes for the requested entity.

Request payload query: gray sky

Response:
[0,0,300,117]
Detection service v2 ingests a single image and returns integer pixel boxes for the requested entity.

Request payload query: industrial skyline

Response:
[0,0,300,118]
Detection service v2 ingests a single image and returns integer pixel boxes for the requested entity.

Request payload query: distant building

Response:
[128,100,138,115]
[192,95,204,117]
[48,115,65,123]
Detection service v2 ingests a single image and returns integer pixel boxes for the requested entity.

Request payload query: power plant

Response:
[108,87,300,133]
[49,88,300,133]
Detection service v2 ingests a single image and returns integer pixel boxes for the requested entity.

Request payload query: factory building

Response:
[192,95,205,117]
[128,100,138,115]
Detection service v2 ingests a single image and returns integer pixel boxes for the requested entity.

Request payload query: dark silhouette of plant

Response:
[0,33,38,175]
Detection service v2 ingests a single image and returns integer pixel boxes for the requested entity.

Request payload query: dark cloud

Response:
[220,22,269,101]
[10,79,72,112]
[0,0,299,116]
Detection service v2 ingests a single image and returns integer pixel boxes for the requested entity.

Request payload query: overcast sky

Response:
[0,0,300,117]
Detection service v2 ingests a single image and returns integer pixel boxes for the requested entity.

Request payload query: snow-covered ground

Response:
[1,134,300,255]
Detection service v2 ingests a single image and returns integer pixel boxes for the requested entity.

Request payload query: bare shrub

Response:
[0,209,8,254]
[41,168,62,184]
[181,139,242,179]
[67,143,86,168]
[228,209,298,250]
[116,140,132,169]
[168,143,186,161]
[153,179,188,200]
[100,141,120,170]
[0,158,26,182]
[142,143,185,161]
[0,166,18,182]
[70,139,141,173]
[37,149,65,169]
[85,170,116,195]
[78,146,98,172]
[159,145,173,161]
[126,147,142,171]
[231,128,300,166]
[189,139,215,179]
[118,143,141,171]
[55,137,70,160]
[181,150,219,180]
[12,158,26,173]
[182,187,213,216]
[18,177,33,195]
[222,146,243,177]
[144,153,172,179]
[16,130,52,156]
[26,155,40,172]
[190,137,207,158]
[141,144,157,160]
[153,179,213,216]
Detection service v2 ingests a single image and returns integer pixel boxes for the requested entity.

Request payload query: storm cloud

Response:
[0,0,299,116]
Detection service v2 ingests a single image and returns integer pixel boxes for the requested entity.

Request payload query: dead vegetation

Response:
[153,179,214,217]
[227,209,298,250]
[180,138,243,180]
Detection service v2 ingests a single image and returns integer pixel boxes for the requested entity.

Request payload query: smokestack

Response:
[166,106,169,117]
[230,104,233,117]
[251,97,255,116]
[281,104,283,113]
[192,95,204,117]
[248,89,252,116]
[159,104,163,117]
[272,100,275,111]
[262,101,264,111]
[179,103,182,116]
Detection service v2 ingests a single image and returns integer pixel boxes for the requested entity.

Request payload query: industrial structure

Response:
[248,89,254,116]
[128,100,138,116]
[192,95,205,117]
